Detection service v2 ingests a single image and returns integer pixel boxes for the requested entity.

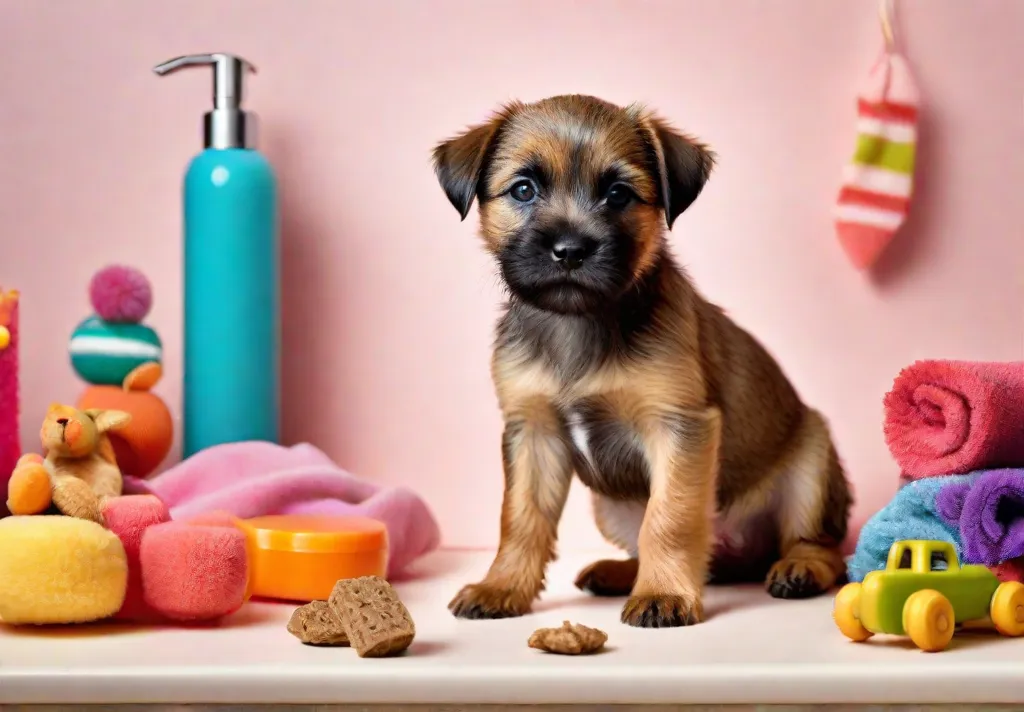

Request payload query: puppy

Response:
[432,95,852,628]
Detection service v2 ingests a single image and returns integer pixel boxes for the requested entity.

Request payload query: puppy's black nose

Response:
[551,236,596,270]
[56,418,68,426]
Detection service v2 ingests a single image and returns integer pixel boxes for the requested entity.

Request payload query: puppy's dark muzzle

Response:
[550,235,597,271]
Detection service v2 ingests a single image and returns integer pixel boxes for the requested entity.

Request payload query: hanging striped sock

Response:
[835,51,919,270]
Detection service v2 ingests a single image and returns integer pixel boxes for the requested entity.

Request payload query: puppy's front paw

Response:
[621,593,704,628]
[448,582,532,620]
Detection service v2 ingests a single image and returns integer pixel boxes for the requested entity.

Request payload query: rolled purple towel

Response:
[936,468,1024,566]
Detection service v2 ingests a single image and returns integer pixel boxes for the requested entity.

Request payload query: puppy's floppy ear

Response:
[432,104,519,221]
[637,111,715,229]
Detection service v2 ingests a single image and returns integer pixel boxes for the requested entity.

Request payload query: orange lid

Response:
[241,514,388,554]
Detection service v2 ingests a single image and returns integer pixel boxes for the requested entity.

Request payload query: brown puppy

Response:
[432,95,852,628]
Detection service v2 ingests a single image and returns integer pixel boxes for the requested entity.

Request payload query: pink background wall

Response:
[1,0,1021,552]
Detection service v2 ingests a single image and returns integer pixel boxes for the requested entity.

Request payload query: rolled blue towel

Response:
[848,474,977,582]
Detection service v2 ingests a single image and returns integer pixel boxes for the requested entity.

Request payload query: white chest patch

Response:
[566,410,595,468]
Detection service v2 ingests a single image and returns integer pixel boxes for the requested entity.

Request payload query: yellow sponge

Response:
[0,515,128,624]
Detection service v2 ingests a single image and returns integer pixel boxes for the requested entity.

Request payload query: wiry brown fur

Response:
[433,95,852,627]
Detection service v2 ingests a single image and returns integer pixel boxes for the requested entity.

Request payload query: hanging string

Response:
[879,0,896,51]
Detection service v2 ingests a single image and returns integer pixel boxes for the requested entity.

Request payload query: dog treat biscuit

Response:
[329,576,415,658]
[528,621,608,655]
[287,600,349,646]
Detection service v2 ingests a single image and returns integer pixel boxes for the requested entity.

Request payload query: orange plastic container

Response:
[238,514,389,602]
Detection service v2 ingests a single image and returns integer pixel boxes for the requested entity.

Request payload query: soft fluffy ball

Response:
[0,515,128,624]
[141,522,249,621]
[102,495,171,621]
[89,265,153,323]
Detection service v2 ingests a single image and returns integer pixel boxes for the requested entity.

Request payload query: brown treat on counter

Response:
[528,620,608,655]
[329,575,415,658]
[287,600,349,646]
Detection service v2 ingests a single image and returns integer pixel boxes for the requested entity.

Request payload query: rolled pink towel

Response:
[884,361,1024,480]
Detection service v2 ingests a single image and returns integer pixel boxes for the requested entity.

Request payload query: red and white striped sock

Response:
[835,49,919,270]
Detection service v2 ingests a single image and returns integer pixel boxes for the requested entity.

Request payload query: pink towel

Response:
[884,361,1024,481]
[123,441,441,577]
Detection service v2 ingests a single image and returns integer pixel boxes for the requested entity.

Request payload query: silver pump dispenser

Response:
[153,53,258,150]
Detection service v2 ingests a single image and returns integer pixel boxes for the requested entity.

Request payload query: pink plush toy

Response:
[0,289,20,514]
[101,495,249,622]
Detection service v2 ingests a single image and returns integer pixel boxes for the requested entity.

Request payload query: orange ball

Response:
[77,385,173,478]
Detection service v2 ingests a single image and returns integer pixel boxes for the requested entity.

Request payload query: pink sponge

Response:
[141,521,248,621]
[181,510,254,601]
[102,496,249,623]
[102,495,171,621]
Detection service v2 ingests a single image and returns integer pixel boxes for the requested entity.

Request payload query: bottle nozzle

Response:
[154,53,256,109]
[154,53,258,149]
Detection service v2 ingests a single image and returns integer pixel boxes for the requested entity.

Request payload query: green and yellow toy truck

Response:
[834,539,1024,652]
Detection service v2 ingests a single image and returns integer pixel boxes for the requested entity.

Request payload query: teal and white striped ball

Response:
[69,316,162,386]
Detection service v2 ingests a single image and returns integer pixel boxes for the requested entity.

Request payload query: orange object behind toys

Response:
[238,514,388,601]
[77,381,173,479]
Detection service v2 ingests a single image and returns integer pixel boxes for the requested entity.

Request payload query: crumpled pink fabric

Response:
[123,441,441,577]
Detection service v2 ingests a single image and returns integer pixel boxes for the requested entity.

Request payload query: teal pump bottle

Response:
[154,54,280,458]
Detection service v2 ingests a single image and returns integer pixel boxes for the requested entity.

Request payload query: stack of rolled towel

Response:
[849,360,1024,582]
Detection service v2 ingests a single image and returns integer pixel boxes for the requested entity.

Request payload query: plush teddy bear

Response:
[6,403,131,524]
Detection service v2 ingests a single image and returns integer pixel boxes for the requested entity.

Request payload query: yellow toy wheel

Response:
[990,581,1024,637]
[902,589,955,652]
[833,582,873,641]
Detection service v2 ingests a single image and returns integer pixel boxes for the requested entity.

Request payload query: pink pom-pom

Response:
[89,265,153,323]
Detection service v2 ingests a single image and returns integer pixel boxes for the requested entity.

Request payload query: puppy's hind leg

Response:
[575,494,643,597]
[766,408,852,599]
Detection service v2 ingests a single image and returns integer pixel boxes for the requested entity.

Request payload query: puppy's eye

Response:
[510,180,537,203]
[605,183,634,210]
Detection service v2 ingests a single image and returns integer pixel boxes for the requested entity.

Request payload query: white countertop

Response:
[2,549,1023,705]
